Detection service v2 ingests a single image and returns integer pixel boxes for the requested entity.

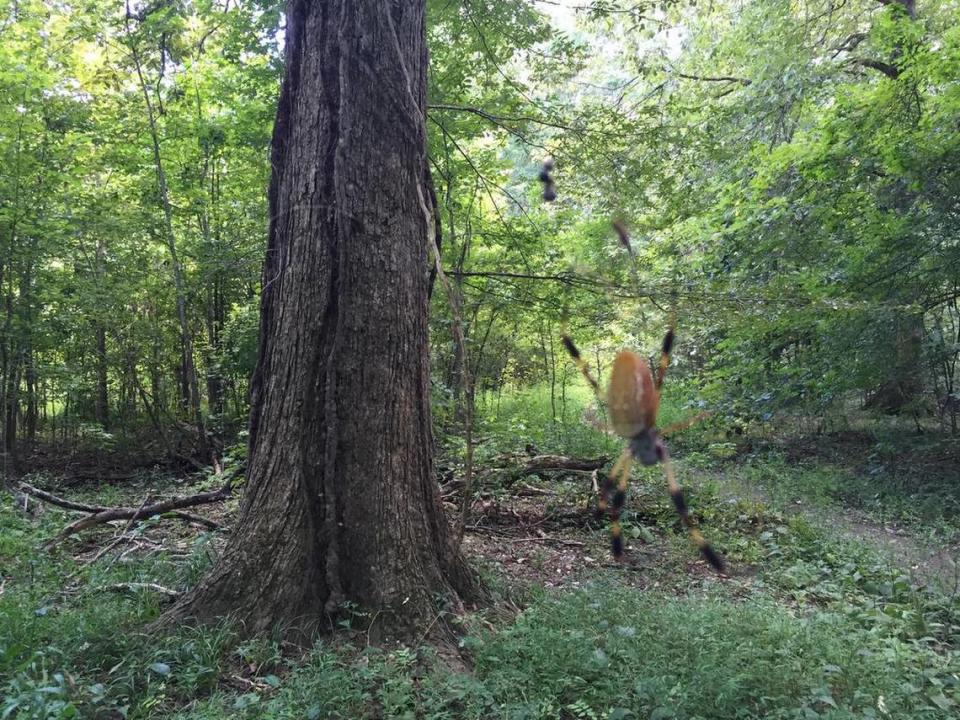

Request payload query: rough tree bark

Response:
[160,0,478,639]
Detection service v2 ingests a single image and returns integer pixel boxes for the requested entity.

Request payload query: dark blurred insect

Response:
[612,219,642,288]
[539,158,556,201]
[612,219,633,256]
[562,330,725,572]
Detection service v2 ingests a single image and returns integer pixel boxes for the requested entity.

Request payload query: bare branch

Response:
[428,103,578,133]
[677,73,752,86]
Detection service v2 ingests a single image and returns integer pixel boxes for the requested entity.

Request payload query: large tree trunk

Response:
[161,0,478,639]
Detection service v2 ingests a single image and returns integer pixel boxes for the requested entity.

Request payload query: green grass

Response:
[0,492,226,719]
[5,470,959,720]
[4,399,960,718]
[468,587,958,720]
[689,452,960,545]
[169,584,958,720]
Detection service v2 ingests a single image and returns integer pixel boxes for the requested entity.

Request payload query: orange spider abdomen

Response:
[607,351,659,438]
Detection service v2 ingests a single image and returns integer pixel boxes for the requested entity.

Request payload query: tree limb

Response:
[832,32,867,58]
[428,103,578,133]
[852,57,900,79]
[677,73,752,86]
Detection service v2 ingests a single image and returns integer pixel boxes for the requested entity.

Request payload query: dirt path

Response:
[720,472,960,592]
[826,510,959,592]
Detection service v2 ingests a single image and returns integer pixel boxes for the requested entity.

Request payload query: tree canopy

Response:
[1,0,958,457]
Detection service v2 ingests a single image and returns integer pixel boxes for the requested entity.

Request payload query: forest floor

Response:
[462,429,960,590]
[2,430,959,719]
[463,462,960,597]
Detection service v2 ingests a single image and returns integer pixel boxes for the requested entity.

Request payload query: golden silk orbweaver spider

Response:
[562,330,724,572]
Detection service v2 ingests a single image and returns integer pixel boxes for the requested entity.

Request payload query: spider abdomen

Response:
[607,351,659,438]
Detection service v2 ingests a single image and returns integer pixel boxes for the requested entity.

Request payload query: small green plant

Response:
[235,636,284,675]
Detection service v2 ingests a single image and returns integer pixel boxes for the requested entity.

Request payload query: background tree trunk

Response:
[867,312,925,414]
[94,238,109,429]
[124,5,207,459]
[94,324,109,429]
[161,0,478,639]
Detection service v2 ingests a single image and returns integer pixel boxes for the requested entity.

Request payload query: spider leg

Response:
[607,447,633,558]
[561,335,603,402]
[659,443,725,572]
[654,329,674,390]
[598,448,630,520]
[659,411,711,437]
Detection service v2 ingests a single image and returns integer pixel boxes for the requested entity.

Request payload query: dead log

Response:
[19,482,229,547]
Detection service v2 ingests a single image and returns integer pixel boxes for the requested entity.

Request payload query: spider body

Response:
[562,331,724,572]
[608,350,662,464]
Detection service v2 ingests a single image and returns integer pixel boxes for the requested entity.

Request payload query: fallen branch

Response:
[100,582,180,598]
[20,483,224,532]
[518,455,610,478]
[515,483,557,497]
[50,487,230,546]
[505,536,586,547]
[19,484,103,512]
[83,496,151,570]
[19,482,230,548]
[165,511,222,530]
